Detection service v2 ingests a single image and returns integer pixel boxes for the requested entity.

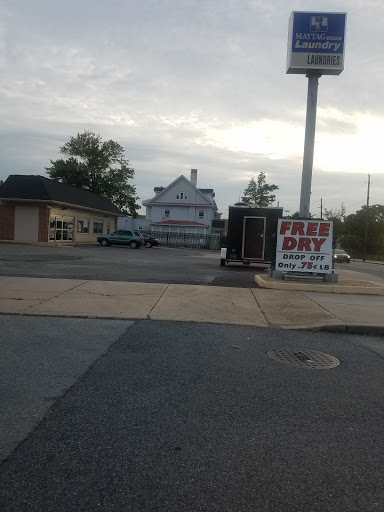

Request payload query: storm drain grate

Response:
[267,348,340,370]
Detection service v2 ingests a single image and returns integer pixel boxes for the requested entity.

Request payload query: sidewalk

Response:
[0,272,383,334]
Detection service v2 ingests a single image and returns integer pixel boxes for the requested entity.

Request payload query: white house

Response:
[142,169,221,235]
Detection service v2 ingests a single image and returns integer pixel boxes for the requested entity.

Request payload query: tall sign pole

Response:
[299,72,321,218]
[287,12,347,218]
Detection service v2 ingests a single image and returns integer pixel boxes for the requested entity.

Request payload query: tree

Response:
[46,131,140,216]
[341,204,384,257]
[241,172,279,207]
[323,204,346,247]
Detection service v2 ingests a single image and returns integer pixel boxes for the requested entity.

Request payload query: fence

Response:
[151,232,226,250]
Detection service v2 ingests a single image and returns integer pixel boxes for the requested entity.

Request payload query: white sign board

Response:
[287,11,347,75]
[276,219,333,273]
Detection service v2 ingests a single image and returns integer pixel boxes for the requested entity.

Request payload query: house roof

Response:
[0,175,123,215]
[152,220,206,226]
[144,175,216,208]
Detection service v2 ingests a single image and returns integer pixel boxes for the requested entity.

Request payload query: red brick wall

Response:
[38,206,50,242]
[0,204,15,240]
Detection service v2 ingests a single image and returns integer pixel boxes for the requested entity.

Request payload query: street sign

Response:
[275,219,333,274]
[287,12,347,75]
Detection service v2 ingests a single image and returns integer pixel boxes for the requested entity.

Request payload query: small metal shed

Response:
[221,204,283,266]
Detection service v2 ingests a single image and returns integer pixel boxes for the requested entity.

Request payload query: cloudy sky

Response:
[0,0,382,217]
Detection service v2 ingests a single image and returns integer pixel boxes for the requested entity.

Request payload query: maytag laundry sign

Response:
[275,219,333,273]
[287,12,347,75]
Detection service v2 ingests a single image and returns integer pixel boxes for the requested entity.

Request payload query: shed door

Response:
[242,217,266,259]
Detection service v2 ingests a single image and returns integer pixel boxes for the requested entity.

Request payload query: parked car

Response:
[333,249,350,263]
[97,230,143,248]
[133,231,160,248]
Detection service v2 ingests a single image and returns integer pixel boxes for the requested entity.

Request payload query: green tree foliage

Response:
[323,204,346,247]
[46,131,140,216]
[241,172,279,207]
[341,204,384,256]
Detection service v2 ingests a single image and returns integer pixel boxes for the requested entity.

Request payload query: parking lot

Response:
[0,243,268,288]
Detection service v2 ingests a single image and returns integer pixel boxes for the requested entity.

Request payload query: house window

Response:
[180,193,183,199]
[93,220,104,234]
[198,210,204,219]
[164,209,170,218]
[77,218,90,233]
[176,195,179,199]
[185,195,188,199]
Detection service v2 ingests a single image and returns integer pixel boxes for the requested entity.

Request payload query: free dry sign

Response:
[276,219,333,273]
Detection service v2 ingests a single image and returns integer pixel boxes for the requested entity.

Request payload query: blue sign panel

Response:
[287,12,347,75]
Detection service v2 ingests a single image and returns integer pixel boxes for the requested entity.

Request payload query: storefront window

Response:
[93,220,104,234]
[49,216,74,241]
[77,218,90,233]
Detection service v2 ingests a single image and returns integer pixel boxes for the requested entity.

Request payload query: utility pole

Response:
[363,174,371,262]
[319,198,323,219]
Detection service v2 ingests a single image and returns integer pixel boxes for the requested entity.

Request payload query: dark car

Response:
[97,230,143,248]
[133,231,160,248]
[333,249,350,263]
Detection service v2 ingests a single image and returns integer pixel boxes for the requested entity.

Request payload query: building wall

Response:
[0,203,15,240]
[150,204,212,225]
[14,205,39,242]
[38,206,50,242]
[50,207,117,242]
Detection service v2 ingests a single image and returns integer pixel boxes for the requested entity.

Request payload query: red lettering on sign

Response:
[318,223,330,236]
[282,237,296,250]
[306,222,317,236]
[280,221,292,235]
[297,238,312,251]
[312,238,326,251]
[291,222,305,236]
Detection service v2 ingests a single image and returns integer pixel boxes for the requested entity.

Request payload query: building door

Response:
[49,216,74,241]
[242,217,266,260]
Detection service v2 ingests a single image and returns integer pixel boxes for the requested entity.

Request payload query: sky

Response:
[0,0,383,218]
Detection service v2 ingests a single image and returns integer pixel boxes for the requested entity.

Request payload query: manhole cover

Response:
[267,348,340,370]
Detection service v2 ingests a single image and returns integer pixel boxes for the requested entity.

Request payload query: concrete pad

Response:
[0,298,43,313]
[302,291,384,306]
[302,291,384,325]
[76,280,168,296]
[251,289,342,328]
[255,274,384,295]
[25,288,163,319]
[0,276,85,300]
[150,284,268,326]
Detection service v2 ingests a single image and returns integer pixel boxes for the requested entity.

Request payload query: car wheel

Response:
[145,241,152,248]
[220,259,226,266]
[100,239,110,247]
[130,241,139,249]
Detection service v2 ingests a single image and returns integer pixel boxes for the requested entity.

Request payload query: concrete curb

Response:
[2,310,383,336]
[282,323,384,336]
[254,275,384,296]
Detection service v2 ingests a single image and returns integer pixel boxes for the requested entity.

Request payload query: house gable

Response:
[144,175,213,206]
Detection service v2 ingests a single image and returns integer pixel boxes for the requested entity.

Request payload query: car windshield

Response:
[334,249,346,254]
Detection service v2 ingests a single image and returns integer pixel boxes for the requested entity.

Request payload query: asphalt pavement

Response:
[1,317,384,511]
